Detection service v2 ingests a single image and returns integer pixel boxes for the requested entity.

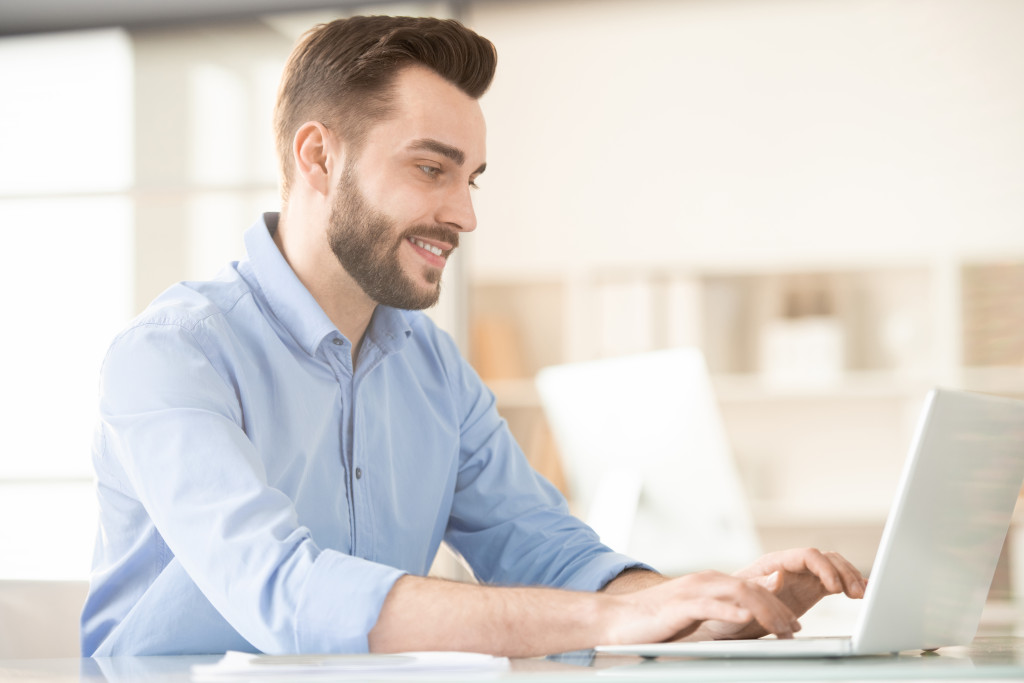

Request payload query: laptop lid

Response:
[851,388,1024,654]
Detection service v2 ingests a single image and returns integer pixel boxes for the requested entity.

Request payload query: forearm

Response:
[369,568,808,656]
[600,567,666,594]
[368,574,613,657]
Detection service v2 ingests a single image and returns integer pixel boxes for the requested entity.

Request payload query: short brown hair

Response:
[273,15,497,201]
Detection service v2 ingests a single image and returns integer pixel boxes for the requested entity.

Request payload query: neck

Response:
[274,207,376,364]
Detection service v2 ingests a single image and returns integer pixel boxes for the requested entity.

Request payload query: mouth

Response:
[408,236,448,257]
[405,235,456,270]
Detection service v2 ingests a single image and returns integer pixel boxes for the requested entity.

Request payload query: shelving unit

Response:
[469,257,1024,393]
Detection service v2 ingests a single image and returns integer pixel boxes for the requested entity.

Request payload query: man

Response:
[81,15,865,657]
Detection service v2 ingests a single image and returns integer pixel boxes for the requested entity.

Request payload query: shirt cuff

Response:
[567,552,658,593]
[294,549,407,653]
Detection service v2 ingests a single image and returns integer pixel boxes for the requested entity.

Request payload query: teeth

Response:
[411,238,443,256]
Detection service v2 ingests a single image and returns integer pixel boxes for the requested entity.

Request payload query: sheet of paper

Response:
[191,650,510,680]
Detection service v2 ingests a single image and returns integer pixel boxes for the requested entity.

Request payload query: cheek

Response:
[365,177,435,226]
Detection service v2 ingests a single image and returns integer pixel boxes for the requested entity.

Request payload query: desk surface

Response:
[3,637,1024,682]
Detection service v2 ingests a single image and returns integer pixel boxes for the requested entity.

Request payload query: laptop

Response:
[597,387,1024,658]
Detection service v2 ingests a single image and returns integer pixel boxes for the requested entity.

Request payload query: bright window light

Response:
[0,29,132,195]
[0,29,133,580]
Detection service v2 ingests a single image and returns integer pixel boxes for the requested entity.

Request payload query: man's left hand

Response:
[690,548,867,641]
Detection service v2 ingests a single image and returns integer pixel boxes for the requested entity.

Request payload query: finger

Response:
[732,552,778,580]
[751,570,783,593]
[698,574,800,638]
[822,551,867,598]
[733,549,803,581]
[737,580,801,639]
[645,575,758,643]
[666,598,753,642]
[800,548,847,594]
[667,572,801,639]
[765,547,851,596]
[806,549,872,597]
[681,597,752,626]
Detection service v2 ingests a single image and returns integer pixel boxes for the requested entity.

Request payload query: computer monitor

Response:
[535,347,761,574]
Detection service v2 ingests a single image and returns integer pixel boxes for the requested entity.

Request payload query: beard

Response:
[327,163,459,310]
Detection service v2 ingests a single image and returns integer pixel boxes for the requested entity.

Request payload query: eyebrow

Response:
[409,138,487,175]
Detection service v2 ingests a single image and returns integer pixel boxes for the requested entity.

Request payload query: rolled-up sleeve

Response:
[91,320,404,654]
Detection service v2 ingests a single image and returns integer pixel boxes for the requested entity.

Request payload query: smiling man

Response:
[81,16,864,658]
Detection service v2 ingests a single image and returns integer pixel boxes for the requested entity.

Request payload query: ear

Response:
[292,121,334,196]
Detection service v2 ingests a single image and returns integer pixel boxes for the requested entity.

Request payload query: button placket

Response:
[323,334,358,551]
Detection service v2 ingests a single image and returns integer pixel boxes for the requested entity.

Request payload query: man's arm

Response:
[403,332,866,655]
[368,548,865,656]
[89,321,406,654]
[438,333,644,591]
[368,570,802,657]
[600,567,667,594]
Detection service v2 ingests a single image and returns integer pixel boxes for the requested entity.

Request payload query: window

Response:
[0,29,133,579]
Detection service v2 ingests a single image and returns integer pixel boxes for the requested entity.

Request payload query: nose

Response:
[436,182,477,233]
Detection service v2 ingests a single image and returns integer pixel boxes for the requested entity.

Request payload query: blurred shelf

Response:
[486,367,1024,409]
[711,371,933,403]
[960,366,1024,396]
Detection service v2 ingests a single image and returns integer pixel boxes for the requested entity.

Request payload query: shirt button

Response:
[355,468,363,480]
[332,338,343,346]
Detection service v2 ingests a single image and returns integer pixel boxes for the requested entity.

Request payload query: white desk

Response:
[2,637,1024,682]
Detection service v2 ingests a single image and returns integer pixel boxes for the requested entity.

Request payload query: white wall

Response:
[467,0,1024,274]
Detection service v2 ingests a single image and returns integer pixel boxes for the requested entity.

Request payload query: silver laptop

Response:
[597,388,1024,658]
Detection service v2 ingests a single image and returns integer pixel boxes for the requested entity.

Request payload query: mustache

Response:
[399,224,460,253]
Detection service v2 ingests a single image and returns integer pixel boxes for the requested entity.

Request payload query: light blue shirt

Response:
[82,213,641,656]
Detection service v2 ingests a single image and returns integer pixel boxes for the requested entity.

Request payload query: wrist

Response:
[592,591,632,645]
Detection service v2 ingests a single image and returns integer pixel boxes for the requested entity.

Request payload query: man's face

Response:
[327,66,487,310]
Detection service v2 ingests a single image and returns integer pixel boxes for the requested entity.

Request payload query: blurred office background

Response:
[1,0,1022,607]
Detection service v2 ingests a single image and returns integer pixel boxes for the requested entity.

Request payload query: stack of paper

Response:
[191,650,510,681]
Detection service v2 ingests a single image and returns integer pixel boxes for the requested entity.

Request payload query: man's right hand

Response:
[600,570,802,646]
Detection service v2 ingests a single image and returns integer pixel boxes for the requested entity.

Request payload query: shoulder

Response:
[125,267,252,335]
[105,266,259,373]
[99,269,258,414]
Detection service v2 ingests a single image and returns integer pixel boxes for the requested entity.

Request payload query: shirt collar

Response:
[243,212,412,357]
[365,305,414,356]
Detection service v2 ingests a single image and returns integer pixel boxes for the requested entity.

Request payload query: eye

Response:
[417,164,441,178]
